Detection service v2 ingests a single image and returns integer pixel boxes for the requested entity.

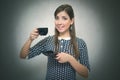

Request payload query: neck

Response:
[59,31,70,39]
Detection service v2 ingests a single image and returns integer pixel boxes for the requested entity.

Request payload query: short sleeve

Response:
[27,37,48,59]
[77,38,90,71]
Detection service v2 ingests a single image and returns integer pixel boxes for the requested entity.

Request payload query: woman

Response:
[20,4,90,80]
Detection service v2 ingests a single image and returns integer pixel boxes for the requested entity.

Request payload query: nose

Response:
[56,19,62,25]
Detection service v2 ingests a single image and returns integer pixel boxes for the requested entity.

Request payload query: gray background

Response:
[0,0,120,80]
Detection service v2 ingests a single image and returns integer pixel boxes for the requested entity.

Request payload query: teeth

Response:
[59,26,64,28]
[59,27,63,29]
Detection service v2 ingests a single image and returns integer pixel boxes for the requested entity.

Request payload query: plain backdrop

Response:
[0,0,120,80]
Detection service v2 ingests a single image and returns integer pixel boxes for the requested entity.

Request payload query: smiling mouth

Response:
[57,26,64,30]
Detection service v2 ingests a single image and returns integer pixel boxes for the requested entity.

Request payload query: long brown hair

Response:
[54,4,79,59]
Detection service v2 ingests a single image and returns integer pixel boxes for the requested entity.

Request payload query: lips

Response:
[58,27,64,31]
[57,26,64,30]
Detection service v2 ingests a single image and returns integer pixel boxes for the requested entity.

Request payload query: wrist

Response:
[28,37,34,42]
[68,55,74,63]
[27,37,33,43]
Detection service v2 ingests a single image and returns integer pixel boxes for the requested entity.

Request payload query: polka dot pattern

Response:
[28,36,90,80]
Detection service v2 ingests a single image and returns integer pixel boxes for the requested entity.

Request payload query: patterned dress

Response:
[28,36,90,80]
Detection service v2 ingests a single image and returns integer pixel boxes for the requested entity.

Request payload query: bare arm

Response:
[56,53,89,78]
[68,56,88,78]
[20,28,39,59]
[20,38,33,59]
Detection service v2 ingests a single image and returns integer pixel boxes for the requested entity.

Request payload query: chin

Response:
[58,30,65,33]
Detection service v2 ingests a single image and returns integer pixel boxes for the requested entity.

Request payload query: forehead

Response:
[56,11,69,17]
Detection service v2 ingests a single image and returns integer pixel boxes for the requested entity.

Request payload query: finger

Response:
[30,35,38,40]
[56,53,61,57]
[55,56,60,60]
[33,35,39,39]
[31,28,38,33]
[58,60,62,63]
[32,33,39,36]
[34,28,39,33]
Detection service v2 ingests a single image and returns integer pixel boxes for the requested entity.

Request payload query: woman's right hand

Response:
[29,28,39,41]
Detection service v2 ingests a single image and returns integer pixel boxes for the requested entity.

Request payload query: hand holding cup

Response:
[29,28,39,41]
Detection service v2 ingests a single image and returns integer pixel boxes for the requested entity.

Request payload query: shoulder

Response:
[76,37,86,44]
[42,35,54,40]
[41,35,55,43]
[37,35,54,46]
[76,37,87,48]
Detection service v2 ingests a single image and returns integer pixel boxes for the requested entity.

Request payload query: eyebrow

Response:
[55,15,69,18]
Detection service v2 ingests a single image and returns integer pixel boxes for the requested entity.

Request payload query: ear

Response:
[71,18,74,25]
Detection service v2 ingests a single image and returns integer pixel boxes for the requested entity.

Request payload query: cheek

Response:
[66,22,71,27]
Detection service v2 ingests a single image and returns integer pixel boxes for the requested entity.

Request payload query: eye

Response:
[62,16,68,20]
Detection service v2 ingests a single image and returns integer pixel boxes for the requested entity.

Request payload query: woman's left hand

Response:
[55,52,73,63]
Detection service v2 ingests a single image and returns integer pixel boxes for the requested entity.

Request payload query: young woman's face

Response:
[55,11,73,34]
